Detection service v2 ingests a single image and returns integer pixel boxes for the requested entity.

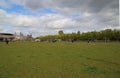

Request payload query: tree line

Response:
[36,29,120,42]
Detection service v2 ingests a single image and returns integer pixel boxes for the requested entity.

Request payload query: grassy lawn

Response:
[0,42,120,78]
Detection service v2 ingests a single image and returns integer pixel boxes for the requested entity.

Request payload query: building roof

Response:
[0,33,14,35]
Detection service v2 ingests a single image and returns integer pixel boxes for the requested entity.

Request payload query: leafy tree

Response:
[37,29,120,42]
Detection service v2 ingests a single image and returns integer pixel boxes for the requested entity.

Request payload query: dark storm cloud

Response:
[23,0,119,14]
[87,0,114,12]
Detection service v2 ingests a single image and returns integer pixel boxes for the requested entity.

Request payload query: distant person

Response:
[87,39,90,43]
[5,38,9,45]
[71,39,74,43]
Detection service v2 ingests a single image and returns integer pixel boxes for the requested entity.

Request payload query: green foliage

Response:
[37,29,120,42]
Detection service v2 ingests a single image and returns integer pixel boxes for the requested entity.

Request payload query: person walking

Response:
[5,38,9,45]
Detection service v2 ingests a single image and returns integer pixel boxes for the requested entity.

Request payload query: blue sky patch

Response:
[70,14,81,18]
[0,4,61,16]
[5,25,13,30]
[1,4,34,15]
[37,8,61,14]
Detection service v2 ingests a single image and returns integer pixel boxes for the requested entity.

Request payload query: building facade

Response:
[0,33,15,41]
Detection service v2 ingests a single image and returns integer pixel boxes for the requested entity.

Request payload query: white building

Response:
[0,33,15,41]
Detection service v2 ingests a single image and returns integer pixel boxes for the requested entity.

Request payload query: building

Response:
[0,33,15,41]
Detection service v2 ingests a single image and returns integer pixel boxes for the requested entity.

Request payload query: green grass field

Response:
[0,42,120,78]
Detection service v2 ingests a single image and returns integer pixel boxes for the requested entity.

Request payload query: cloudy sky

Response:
[0,0,119,37]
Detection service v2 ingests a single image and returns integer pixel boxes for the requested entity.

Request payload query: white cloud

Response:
[0,0,119,37]
[0,9,79,36]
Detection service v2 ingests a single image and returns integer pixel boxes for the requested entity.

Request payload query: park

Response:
[0,0,119,77]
